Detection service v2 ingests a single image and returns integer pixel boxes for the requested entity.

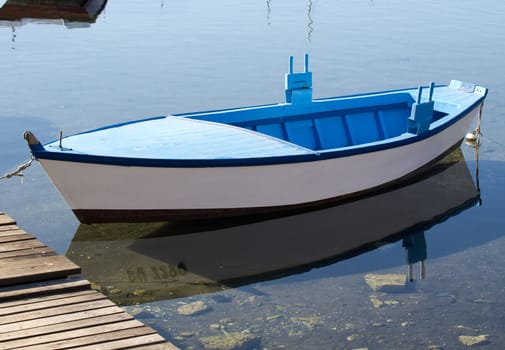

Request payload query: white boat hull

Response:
[38,104,480,223]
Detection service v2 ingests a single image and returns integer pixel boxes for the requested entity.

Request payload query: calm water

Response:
[1,0,505,349]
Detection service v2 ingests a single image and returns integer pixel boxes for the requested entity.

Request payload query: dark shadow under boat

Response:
[67,148,482,305]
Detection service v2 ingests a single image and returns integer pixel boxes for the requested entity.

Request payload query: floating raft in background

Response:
[0,212,178,350]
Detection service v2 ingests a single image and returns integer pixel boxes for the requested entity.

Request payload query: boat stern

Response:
[449,80,487,96]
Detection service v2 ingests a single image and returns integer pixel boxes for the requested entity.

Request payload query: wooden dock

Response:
[0,212,179,349]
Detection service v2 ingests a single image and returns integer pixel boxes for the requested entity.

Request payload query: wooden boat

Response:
[66,149,481,305]
[24,55,487,223]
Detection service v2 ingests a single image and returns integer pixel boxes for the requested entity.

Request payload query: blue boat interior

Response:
[180,54,448,152]
[185,99,448,151]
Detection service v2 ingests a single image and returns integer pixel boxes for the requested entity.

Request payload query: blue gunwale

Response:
[28,84,486,168]
[173,84,444,118]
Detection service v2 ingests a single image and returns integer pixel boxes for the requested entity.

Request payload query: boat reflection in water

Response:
[67,148,480,305]
[0,0,107,29]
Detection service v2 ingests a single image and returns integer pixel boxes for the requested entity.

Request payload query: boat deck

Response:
[43,116,317,160]
[0,212,178,350]
[34,82,485,164]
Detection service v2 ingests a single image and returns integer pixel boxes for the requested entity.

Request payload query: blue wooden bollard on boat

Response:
[408,82,435,134]
[285,54,313,104]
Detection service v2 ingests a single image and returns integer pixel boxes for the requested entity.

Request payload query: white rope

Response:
[475,102,483,141]
[0,156,34,181]
[465,102,484,147]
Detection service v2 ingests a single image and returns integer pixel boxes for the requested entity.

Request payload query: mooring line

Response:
[0,156,34,181]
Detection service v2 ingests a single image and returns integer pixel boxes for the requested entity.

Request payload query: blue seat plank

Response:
[345,112,382,145]
[314,116,351,149]
[284,119,318,150]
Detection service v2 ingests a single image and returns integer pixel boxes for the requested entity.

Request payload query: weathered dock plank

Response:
[0,212,179,349]
[0,305,126,333]
[0,228,28,236]
[0,279,91,301]
[0,288,98,307]
[0,239,46,253]
[75,335,179,350]
[0,255,81,286]
[0,233,34,243]
[0,298,115,325]
[0,319,146,348]
[0,214,15,226]
[0,290,105,315]
[0,247,55,260]
[0,313,134,342]
[0,239,45,253]
[5,327,162,350]
[0,225,20,233]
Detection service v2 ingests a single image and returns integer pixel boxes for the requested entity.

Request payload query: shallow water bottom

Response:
[121,232,504,350]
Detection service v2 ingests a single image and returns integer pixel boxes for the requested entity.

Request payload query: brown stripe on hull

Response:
[74,141,466,224]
